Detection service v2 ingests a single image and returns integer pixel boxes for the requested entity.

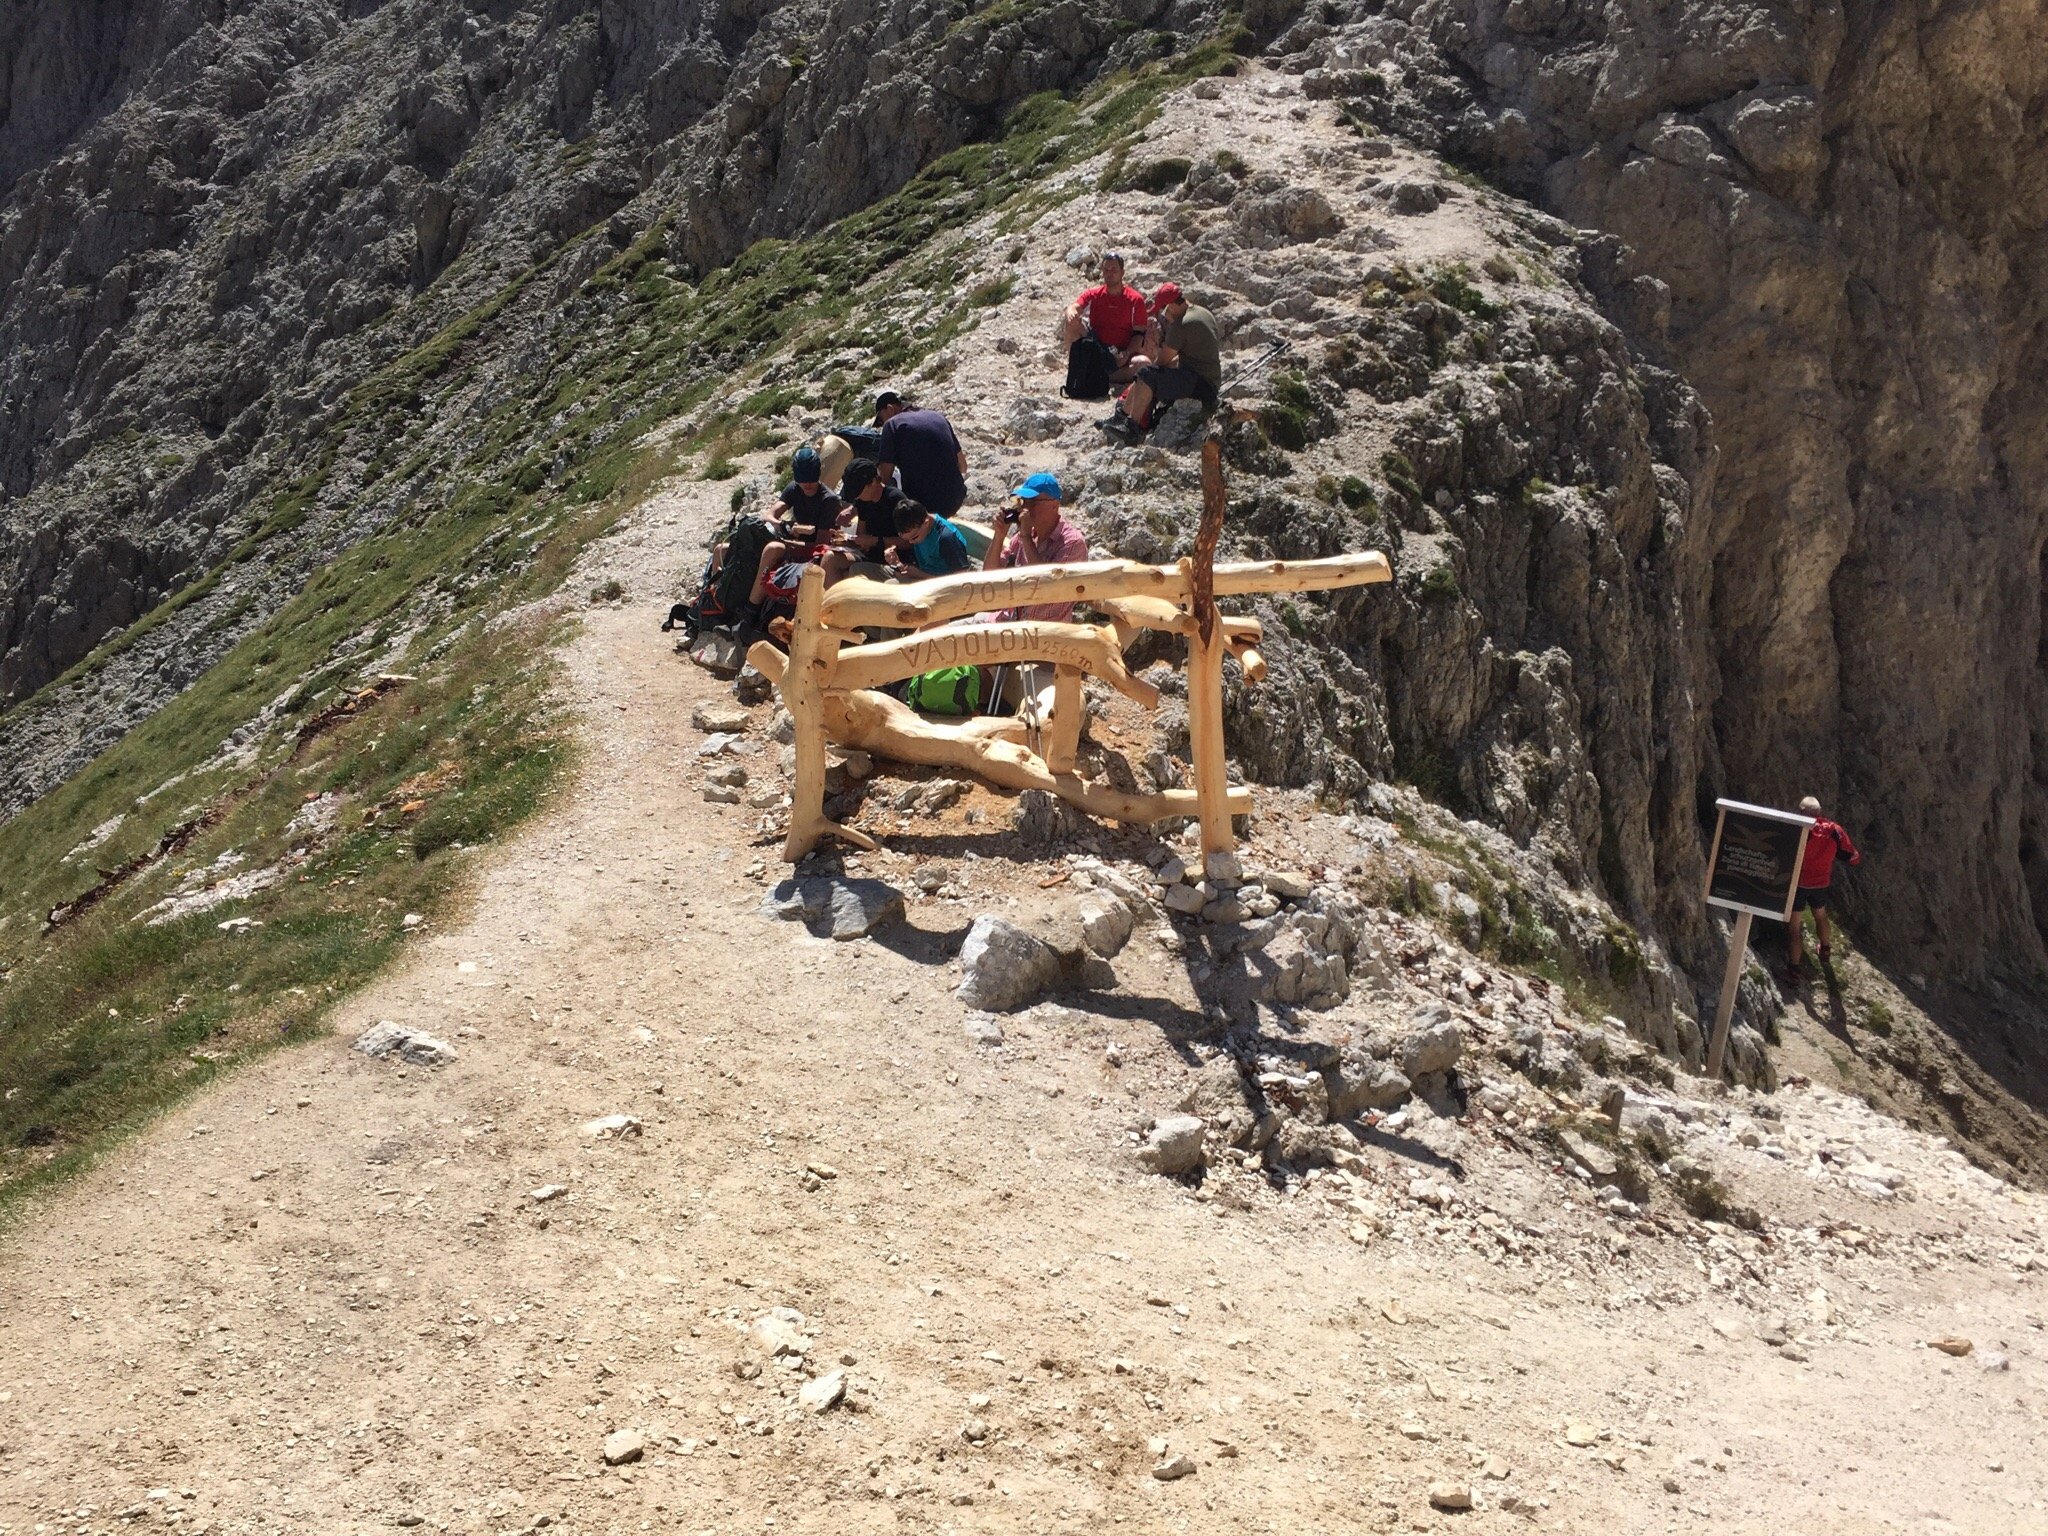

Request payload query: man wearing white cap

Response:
[1786,795,1861,973]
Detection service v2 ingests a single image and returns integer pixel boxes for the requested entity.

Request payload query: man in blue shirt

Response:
[874,392,968,516]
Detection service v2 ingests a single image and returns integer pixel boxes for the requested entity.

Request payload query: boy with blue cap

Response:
[984,472,1090,622]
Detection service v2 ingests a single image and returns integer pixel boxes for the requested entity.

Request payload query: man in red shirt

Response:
[1062,253,1150,380]
[1786,795,1861,972]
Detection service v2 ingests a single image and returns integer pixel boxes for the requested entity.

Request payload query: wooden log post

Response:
[1188,439,1234,856]
[1704,909,1753,1082]
[1188,624,1232,854]
[779,565,877,862]
[1044,665,1084,776]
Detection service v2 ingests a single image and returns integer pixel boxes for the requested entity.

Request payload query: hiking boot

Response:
[1100,415,1142,445]
[1817,943,1832,962]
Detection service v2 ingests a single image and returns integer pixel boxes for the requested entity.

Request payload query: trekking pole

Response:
[1221,339,1290,392]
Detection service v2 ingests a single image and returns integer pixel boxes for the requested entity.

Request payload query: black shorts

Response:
[1139,363,1218,409]
[1792,885,1830,911]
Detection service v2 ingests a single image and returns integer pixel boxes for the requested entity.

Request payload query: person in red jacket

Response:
[1786,795,1860,971]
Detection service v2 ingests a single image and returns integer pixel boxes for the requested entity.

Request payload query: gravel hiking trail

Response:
[2,473,2044,1536]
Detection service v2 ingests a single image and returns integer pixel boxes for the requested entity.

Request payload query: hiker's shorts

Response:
[1139,363,1218,409]
[1792,884,1830,911]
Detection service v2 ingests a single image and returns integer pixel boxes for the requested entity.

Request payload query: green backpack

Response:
[905,665,982,715]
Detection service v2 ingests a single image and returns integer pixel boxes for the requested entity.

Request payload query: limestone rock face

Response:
[0,0,1222,810]
[1339,0,2048,997]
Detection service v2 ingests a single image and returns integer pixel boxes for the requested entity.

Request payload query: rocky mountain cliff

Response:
[3,0,2045,1084]
[1347,0,2048,991]
[0,0,1227,788]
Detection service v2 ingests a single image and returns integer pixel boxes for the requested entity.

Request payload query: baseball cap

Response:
[1152,281,1184,309]
[791,446,821,482]
[840,458,880,498]
[872,390,904,422]
[1011,472,1064,500]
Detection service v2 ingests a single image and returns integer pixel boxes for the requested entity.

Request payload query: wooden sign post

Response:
[1701,797,1815,1079]
[1186,440,1231,857]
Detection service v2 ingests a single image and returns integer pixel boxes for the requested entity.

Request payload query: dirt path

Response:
[2,475,2044,1536]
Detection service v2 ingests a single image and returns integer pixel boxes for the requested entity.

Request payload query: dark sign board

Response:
[1703,799,1814,922]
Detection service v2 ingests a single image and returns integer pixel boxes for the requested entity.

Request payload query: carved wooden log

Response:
[818,552,1389,629]
[825,619,1160,708]
[1193,438,1225,644]
[1094,594,1262,646]
[1187,622,1233,855]
[1211,554,1391,597]
[823,687,1252,825]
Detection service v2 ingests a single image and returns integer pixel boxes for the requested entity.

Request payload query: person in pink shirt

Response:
[984,472,1090,621]
[1786,794,1861,973]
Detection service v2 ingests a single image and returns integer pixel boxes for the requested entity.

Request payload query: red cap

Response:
[1152,281,1184,309]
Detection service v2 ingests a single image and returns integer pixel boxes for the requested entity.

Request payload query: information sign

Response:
[1703,799,1814,923]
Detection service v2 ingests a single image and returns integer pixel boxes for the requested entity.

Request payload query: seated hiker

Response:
[887,499,974,579]
[822,458,907,583]
[983,472,1089,621]
[874,391,969,517]
[1102,282,1221,443]
[1060,252,1150,394]
[744,447,839,606]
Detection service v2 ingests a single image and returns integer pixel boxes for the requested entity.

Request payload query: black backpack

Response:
[1062,336,1115,400]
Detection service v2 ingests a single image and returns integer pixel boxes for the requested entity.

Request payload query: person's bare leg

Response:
[1121,378,1154,427]
[1061,315,1084,347]
[747,541,791,605]
[1815,907,1832,959]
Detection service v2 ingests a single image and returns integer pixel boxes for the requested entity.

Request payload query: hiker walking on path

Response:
[874,392,969,517]
[1786,795,1860,973]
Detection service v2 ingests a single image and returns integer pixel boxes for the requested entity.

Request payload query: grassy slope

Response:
[0,36,1243,1219]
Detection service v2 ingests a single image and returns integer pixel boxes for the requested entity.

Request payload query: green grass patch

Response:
[1417,564,1461,602]
[1429,263,1503,321]
[1381,450,1423,502]
[0,615,573,1223]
